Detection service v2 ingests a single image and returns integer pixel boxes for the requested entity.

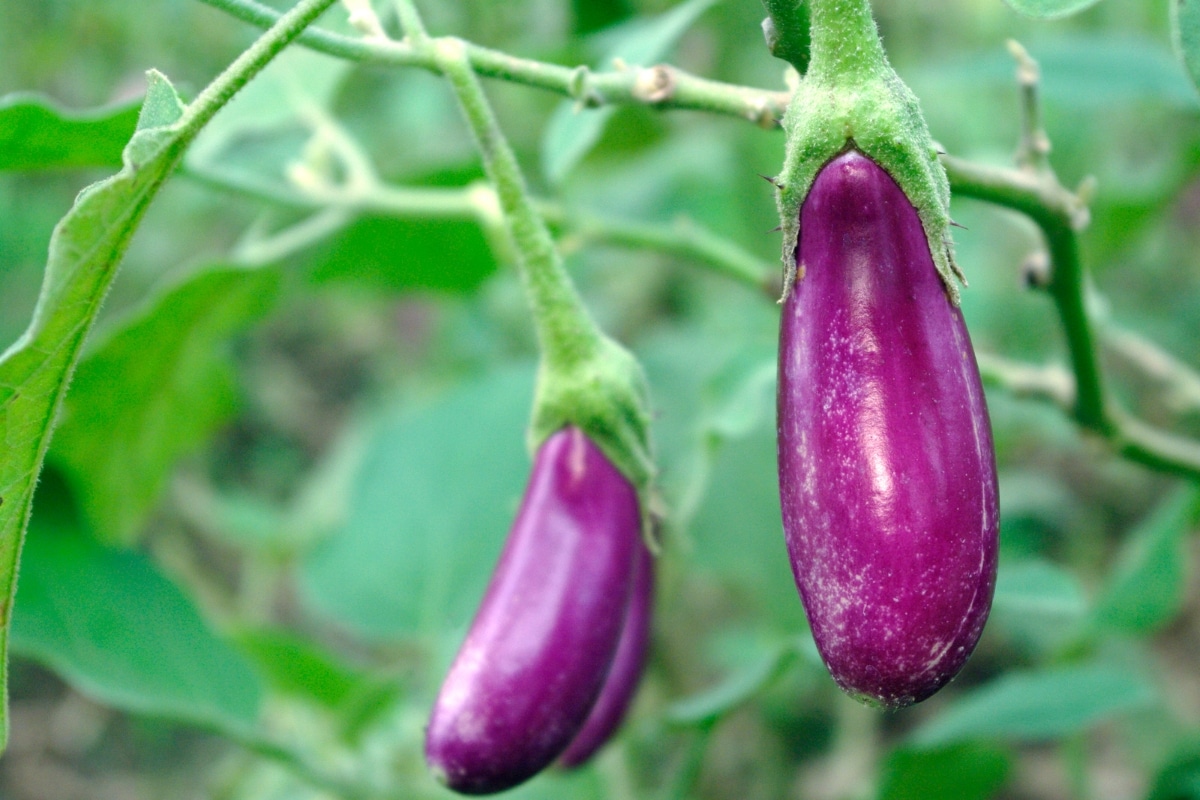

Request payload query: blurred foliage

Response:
[1,0,1200,798]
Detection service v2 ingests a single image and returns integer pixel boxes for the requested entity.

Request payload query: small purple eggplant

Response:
[559,541,654,768]
[777,150,999,708]
[426,426,641,794]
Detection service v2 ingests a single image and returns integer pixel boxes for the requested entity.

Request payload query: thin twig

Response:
[196,0,789,125]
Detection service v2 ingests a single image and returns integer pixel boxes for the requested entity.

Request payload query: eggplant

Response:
[776,150,999,708]
[425,426,641,794]
[558,541,654,768]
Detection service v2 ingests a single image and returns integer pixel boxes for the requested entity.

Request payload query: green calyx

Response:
[529,335,658,541]
[772,0,963,303]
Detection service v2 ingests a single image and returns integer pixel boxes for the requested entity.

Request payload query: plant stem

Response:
[180,0,340,138]
[943,155,1109,433]
[196,0,789,125]
[192,0,1200,482]
[805,0,887,84]
[184,163,777,295]
[388,0,607,374]
[431,41,601,371]
[760,0,810,72]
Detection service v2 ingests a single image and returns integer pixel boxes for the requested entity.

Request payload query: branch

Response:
[181,163,775,295]
[195,0,789,125]
[943,154,1108,435]
[188,0,1199,481]
[761,0,810,73]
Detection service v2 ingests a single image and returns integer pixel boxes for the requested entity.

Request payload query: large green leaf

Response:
[0,93,141,171]
[1002,0,1104,18]
[910,664,1156,747]
[879,743,1011,800]
[541,0,719,184]
[49,266,280,543]
[0,0,340,751]
[307,214,496,294]
[989,559,1087,652]
[1175,0,1200,93]
[1091,487,1200,635]
[300,367,534,639]
[0,71,191,753]
[10,512,262,731]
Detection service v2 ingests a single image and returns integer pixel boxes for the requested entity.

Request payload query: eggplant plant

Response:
[0,0,1199,798]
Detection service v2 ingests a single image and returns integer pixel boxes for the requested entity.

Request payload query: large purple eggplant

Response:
[777,150,999,708]
[426,426,641,794]
[558,541,654,768]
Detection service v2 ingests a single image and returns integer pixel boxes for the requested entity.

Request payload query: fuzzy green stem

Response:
[761,0,810,73]
[942,155,1109,434]
[182,164,777,295]
[430,38,602,371]
[805,0,887,84]
[196,0,789,125]
[179,0,339,138]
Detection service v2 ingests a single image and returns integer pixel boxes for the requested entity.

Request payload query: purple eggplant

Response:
[425,426,641,794]
[776,150,999,708]
[558,541,654,768]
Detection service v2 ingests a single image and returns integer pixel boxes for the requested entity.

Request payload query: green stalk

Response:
[805,0,886,85]
[395,1,655,503]
[432,38,603,373]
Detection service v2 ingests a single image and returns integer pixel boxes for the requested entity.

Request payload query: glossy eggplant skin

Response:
[426,426,641,795]
[558,541,654,768]
[777,150,999,708]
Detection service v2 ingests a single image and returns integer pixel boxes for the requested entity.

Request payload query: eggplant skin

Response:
[558,541,654,769]
[426,426,641,794]
[777,150,999,708]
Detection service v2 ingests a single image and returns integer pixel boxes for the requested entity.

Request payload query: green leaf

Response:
[879,743,1011,800]
[1148,742,1200,800]
[300,367,534,639]
[10,513,262,731]
[0,0,344,751]
[1002,0,1104,19]
[0,93,141,171]
[1175,0,1200,93]
[307,214,496,294]
[0,71,193,753]
[665,644,794,726]
[541,0,719,184]
[910,665,1157,748]
[50,266,281,543]
[1091,487,1200,634]
[989,559,1087,651]
[688,425,805,628]
[232,626,399,734]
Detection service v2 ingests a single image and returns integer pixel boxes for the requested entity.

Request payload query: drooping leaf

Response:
[541,0,719,184]
[1175,0,1200,93]
[300,367,534,640]
[0,0,341,750]
[1091,486,1200,634]
[0,93,141,171]
[50,265,281,543]
[0,71,191,752]
[10,512,262,731]
[1002,0,1104,19]
[910,664,1156,747]
[879,743,1012,800]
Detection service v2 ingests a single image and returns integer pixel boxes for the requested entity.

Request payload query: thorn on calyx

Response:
[758,173,782,188]
[949,219,968,230]
[766,224,783,233]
